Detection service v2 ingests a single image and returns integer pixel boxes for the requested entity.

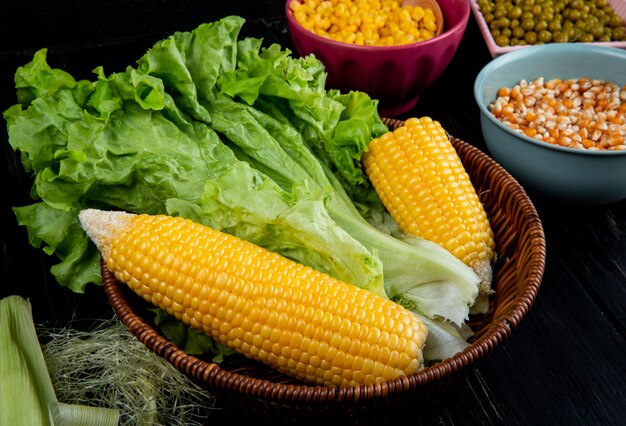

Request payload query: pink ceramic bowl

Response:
[285,0,470,116]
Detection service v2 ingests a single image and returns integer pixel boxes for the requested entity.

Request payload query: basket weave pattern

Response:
[102,118,546,421]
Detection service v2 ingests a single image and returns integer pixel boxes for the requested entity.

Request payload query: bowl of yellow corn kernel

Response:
[285,0,471,116]
[474,43,626,205]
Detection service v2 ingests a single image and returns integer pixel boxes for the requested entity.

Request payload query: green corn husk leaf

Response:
[0,295,119,426]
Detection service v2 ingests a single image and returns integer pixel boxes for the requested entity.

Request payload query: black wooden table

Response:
[1,1,625,425]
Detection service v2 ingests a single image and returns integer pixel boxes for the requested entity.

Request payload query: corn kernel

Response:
[80,209,428,387]
[290,0,440,46]
[362,117,496,291]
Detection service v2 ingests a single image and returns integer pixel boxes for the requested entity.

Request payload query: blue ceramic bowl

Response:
[474,44,626,205]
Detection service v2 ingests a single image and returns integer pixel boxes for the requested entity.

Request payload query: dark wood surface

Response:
[1,1,625,425]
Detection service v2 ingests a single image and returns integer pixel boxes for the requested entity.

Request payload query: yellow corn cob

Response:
[362,117,496,302]
[79,209,427,387]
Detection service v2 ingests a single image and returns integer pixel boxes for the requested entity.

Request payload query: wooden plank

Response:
[1,2,625,424]
[535,199,626,330]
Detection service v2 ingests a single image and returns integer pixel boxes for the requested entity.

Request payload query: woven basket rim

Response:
[102,121,546,406]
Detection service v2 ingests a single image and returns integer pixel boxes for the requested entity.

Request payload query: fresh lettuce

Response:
[5,16,480,359]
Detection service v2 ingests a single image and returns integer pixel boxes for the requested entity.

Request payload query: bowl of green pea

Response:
[470,0,626,57]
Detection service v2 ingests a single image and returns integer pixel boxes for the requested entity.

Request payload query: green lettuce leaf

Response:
[5,16,481,360]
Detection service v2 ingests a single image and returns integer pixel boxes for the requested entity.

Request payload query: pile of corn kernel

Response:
[289,0,439,46]
[489,77,626,151]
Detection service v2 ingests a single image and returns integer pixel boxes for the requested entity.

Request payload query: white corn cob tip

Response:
[79,209,136,259]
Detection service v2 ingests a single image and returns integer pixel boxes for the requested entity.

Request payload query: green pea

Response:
[538,29,552,42]
[572,27,584,41]
[575,19,587,30]
[525,31,538,43]
[509,6,523,19]
[513,26,526,38]
[495,35,511,46]
[479,0,493,13]
[498,16,511,28]
[549,19,562,31]
[481,0,626,44]
[568,9,581,21]
[590,24,605,38]
[522,18,535,30]
[609,15,625,28]
[612,26,626,40]
[494,7,508,19]
[579,32,594,42]
[535,19,549,31]
[593,10,607,24]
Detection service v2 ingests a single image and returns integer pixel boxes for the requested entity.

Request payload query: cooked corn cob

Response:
[79,209,428,387]
[362,117,496,304]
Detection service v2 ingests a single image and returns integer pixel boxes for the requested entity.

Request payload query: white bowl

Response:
[474,43,626,205]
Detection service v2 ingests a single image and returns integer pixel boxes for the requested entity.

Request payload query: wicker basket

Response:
[102,118,546,423]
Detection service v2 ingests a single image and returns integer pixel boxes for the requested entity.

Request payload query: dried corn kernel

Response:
[489,77,626,151]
